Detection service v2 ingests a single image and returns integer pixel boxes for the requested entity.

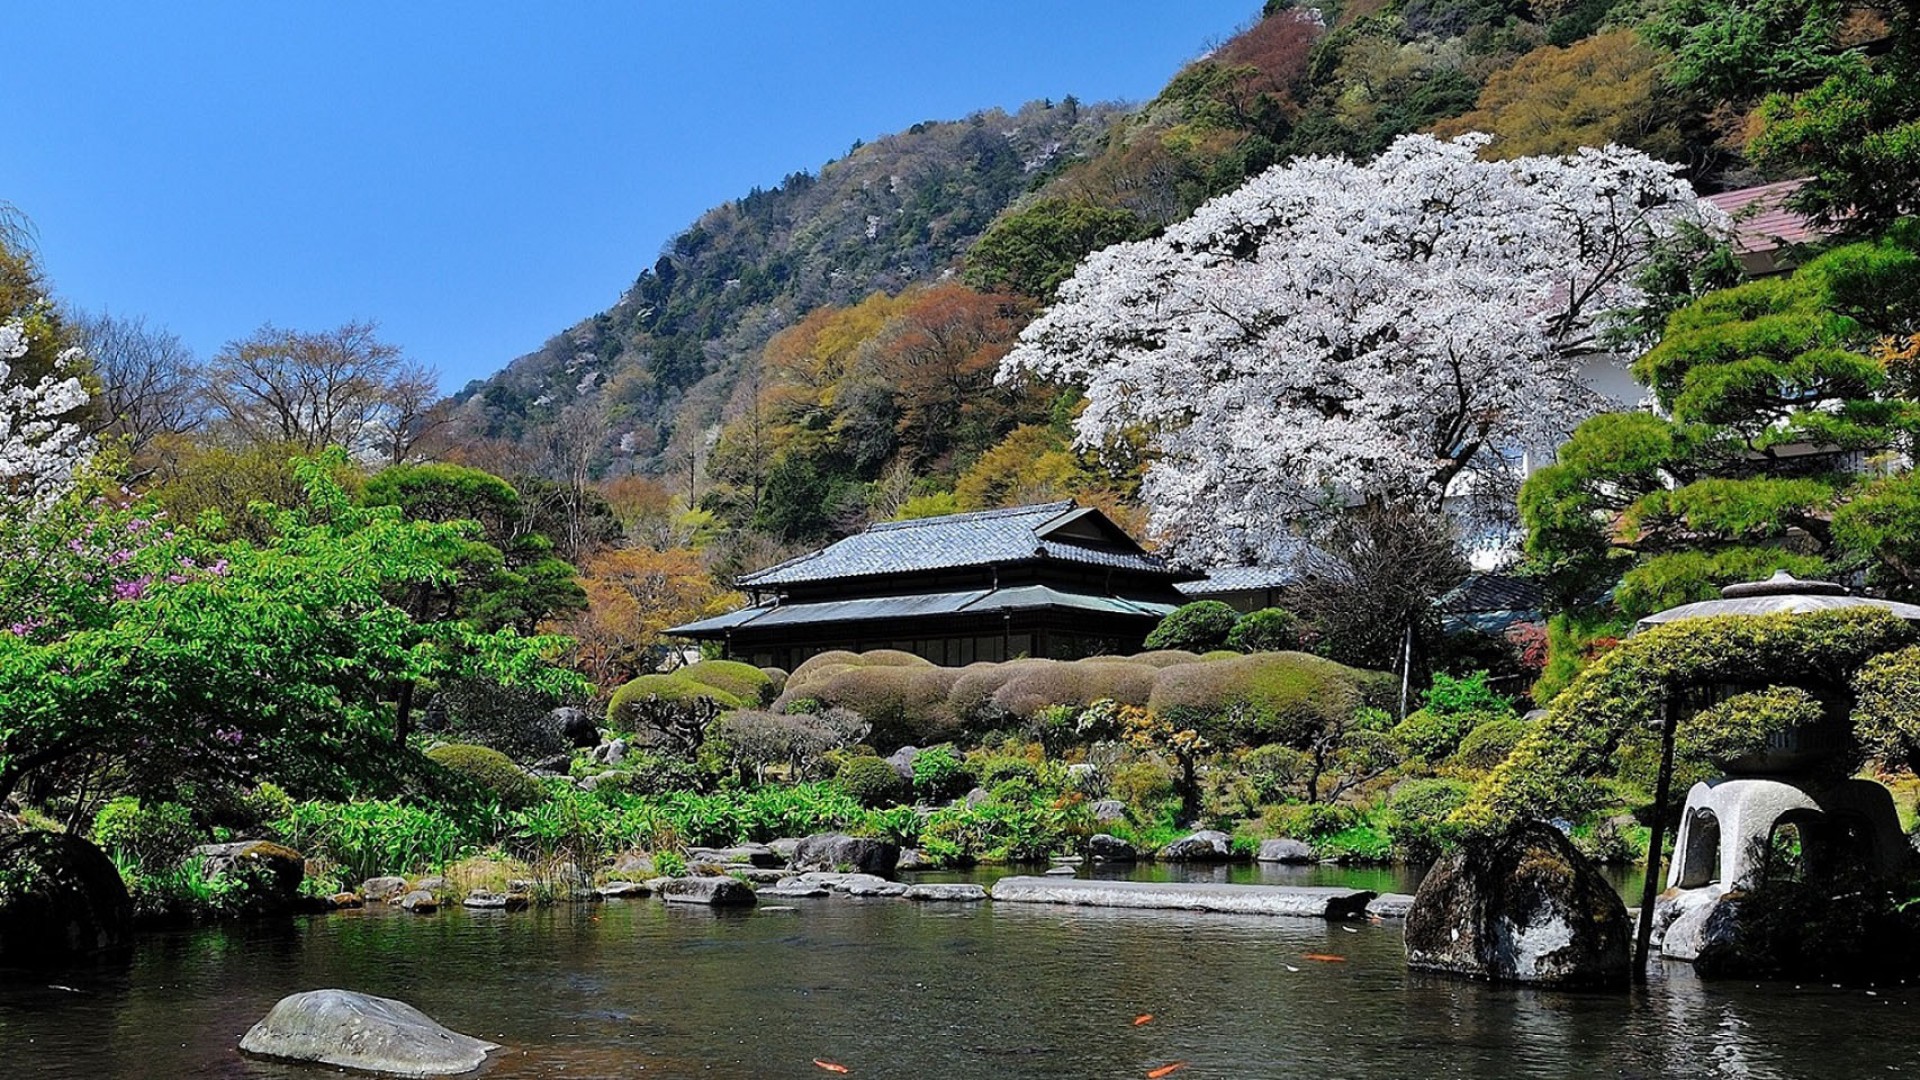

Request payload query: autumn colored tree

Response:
[549,546,740,689]
[864,284,1035,468]
[1434,32,1693,161]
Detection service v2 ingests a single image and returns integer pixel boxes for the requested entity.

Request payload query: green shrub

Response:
[93,798,201,875]
[1147,651,1395,747]
[428,743,544,809]
[1110,760,1176,807]
[421,677,570,763]
[1124,650,1205,668]
[271,799,480,883]
[911,745,974,802]
[1227,608,1301,653]
[990,659,1158,718]
[1260,802,1362,841]
[837,756,910,808]
[790,650,865,686]
[1423,670,1512,716]
[679,660,776,705]
[978,757,1038,787]
[1387,778,1473,822]
[792,665,959,749]
[1144,601,1239,651]
[1242,744,1310,804]
[1450,716,1532,772]
[608,674,744,729]
[653,850,688,878]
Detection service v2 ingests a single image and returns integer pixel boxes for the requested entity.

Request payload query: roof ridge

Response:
[864,499,1077,532]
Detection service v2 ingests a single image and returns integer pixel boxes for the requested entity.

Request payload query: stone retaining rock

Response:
[768,838,803,862]
[895,847,932,871]
[361,876,409,902]
[689,844,780,868]
[1087,834,1137,862]
[1159,830,1233,862]
[396,890,439,914]
[239,989,498,1077]
[1404,820,1630,988]
[990,876,1373,919]
[191,840,306,902]
[596,881,651,899]
[661,876,757,907]
[0,832,132,964]
[759,881,831,899]
[1256,838,1316,864]
[1089,799,1128,823]
[904,883,988,902]
[790,833,899,876]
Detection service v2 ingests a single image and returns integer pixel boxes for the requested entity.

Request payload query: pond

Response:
[4,866,1913,1079]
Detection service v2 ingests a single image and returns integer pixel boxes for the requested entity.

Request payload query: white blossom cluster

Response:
[0,318,92,507]
[1001,133,1724,562]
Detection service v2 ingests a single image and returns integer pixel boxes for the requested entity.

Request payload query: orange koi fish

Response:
[1133,1014,1154,1026]
[1147,1062,1188,1078]
[813,1060,850,1074]
[1303,953,1347,963]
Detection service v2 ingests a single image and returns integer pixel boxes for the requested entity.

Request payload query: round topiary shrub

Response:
[1124,650,1206,668]
[1450,716,1533,772]
[679,660,776,705]
[785,665,959,750]
[1227,607,1301,653]
[1144,601,1240,652]
[607,673,745,730]
[1147,651,1395,748]
[838,755,911,808]
[428,743,543,809]
[911,744,974,802]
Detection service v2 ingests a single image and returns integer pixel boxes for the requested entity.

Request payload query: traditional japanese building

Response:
[668,501,1197,670]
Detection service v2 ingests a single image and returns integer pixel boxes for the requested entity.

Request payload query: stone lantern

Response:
[1639,572,1918,959]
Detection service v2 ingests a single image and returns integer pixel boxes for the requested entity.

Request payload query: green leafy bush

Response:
[1449,716,1532,772]
[1260,802,1362,841]
[1242,744,1310,804]
[978,757,1038,787]
[428,743,543,809]
[1387,778,1472,823]
[93,798,201,875]
[837,756,910,808]
[608,674,746,724]
[421,677,570,763]
[1145,601,1240,651]
[272,799,481,884]
[1109,760,1176,807]
[1227,608,1301,653]
[911,745,974,801]
[653,850,688,878]
[782,665,959,749]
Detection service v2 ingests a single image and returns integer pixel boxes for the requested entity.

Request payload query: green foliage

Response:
[1646,0,1850,102]
[92,798,200,876]
[910,745,973,802]
[1450,716,1533,772]
[1678,685,1828,766]
[423,677,571,763]
[1523,232,1920,616]
[1144,601,1240,652]
[271,799,482,884]
[918,794,1092,864]
[836,756,910,809]
[1463,608,1918,830]
[965,198,1149,299]
[1750,45,1920,234]
[779,661,959,750]
[679,660,775,705]
[1242,743,1310,804]
[1109,760,1175,808]
[1852,645,1920,770]
[653,850,689,878]
[1146,651,1394,748]
[427,744,543,810]
[1226,607,1301,653]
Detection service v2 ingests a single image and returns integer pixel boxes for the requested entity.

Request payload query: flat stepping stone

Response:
[1366,893,1415,919]
[661,876,756,908]
[989,877,1374,920]
[904,883,987,903]
[596,881,651,899]
[759,883,831,898]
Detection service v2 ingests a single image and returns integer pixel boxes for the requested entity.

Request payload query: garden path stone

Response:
[990,876,1374,919]
[661,876,757,907]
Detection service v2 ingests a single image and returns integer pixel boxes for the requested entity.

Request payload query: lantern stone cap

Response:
[1719,571,1847,599]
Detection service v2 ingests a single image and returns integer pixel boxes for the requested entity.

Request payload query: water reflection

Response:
[2,874,1912,1079]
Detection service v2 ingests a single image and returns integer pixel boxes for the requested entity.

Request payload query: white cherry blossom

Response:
[0,318,92,507]
[1001,133,1723,562]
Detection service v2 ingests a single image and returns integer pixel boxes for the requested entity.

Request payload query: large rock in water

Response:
[1159,830,1233,862]
[790,833,900,876]
[660,876,757,907]
[240,989,499,1077]
[0,832,132,964]
[1404,820,1631,988]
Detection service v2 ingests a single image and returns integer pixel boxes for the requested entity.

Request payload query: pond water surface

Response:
[4,864,1913,1079]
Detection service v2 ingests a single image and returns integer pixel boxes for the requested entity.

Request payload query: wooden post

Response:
[1633,692,1677,984]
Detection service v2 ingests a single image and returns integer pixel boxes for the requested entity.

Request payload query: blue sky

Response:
[4,2,1252,390]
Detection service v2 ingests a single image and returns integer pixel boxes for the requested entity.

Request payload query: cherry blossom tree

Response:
[0,318,92,507]
[1000,133,1722,562]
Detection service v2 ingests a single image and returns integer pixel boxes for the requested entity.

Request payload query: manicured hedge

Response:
[427,743,543,809]
[1147,651,1395,746]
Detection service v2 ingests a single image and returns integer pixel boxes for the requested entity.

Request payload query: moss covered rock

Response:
[0,832,133,964]
[1404,820,1630,988]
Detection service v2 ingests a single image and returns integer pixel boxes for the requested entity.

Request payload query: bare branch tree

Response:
[369,361,454,465]
[206,321,403,452]
[69,310,204,465]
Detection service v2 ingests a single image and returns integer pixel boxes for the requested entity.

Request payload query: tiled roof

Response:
[1706,179,1822,255]
[1176,565,1299,596]
[737,501,1179,587]
[667,584,1178,637]
[1437,572,1545,615]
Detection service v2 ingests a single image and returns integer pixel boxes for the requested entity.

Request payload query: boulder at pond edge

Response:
[239,989,498,1077]
[1404,819,1631,988]
[0,831,132,965]
[790,833,900,876]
